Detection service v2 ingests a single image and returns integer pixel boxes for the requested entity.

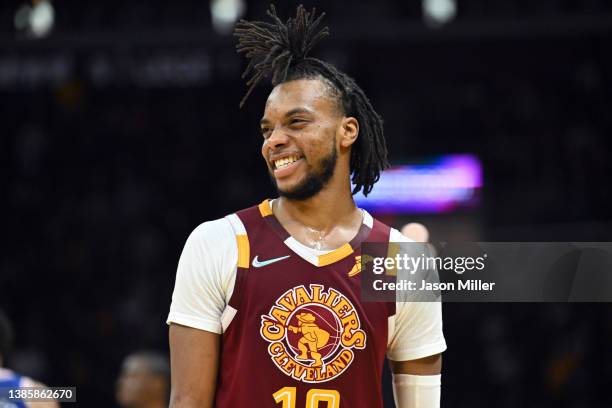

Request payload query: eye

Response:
[261,127,272,138]
[289,118,308,127]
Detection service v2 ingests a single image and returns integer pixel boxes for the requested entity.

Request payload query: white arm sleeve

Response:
[392,374,441,408]
[387,228,447,361]
[166,218,238,334]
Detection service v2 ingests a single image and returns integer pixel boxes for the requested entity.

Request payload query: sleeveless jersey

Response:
[0,369,26,408]
[215,199,394,408]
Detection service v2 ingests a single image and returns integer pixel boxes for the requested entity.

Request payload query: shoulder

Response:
[184,212,250,256]
[179,203,266,279]
[189,217,235,242]
[185,200,265,249]
[178,217,237,277]
[190,201,266,240]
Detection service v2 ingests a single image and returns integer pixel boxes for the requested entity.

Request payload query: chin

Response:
[271,173,304,194]
[277,180,324,201]
[277,185,304,198]
[276,178,301,192]
[270,163,330,200]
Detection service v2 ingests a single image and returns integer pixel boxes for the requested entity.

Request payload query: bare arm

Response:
[389,353,442,375]
[169,323,221,408]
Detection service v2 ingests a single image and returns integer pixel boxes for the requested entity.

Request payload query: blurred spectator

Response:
[401,223,430,242]
[0,310,59,408]
[116,351,170,408]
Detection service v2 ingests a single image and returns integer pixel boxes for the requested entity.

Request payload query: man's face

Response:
[116,356,162,408]
[260,78,343,200]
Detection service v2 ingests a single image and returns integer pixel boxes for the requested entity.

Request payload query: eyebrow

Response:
[260,107,314,126]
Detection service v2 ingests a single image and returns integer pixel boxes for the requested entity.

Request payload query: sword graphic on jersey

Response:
[260,284,366,383]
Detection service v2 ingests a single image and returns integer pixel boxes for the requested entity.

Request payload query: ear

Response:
[338,116,359,148]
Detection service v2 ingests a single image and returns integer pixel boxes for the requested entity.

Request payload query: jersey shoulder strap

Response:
[366,216,392,243]
[221,200,274,327]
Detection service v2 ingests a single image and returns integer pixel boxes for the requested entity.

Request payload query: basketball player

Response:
[116,351,170,408]
[167,5,446,407]
[0,311,59,408]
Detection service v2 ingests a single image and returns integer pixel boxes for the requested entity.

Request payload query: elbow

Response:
[169,393,213,408]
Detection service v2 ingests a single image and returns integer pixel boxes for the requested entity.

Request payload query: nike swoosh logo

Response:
[252,255,290,268]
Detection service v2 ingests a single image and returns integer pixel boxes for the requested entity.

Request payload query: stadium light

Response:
[210,0,246,34]
[423,0,456,28]
[14,0,55,38]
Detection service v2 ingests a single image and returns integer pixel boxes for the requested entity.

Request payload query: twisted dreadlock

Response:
[234,4,388,196]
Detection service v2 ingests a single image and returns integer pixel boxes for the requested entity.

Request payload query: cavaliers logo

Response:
[260,284,367,383]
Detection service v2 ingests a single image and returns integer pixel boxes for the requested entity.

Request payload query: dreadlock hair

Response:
[234,4,388,196]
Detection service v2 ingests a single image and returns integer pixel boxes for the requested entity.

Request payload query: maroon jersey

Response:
[215,199,394,408]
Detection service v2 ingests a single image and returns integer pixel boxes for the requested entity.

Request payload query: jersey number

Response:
[273,386,340,408]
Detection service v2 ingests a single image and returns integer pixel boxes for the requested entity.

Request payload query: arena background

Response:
[1,0,611,406]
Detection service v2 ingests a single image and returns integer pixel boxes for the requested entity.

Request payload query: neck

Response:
[275,176,358,233]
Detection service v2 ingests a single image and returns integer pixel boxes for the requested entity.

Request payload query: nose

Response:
[266,127,289,151]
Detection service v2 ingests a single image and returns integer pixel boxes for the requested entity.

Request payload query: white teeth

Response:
[274,155,299,169]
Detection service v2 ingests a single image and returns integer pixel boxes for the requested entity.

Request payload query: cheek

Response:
[308,128,336,157]
[261,141,269,164]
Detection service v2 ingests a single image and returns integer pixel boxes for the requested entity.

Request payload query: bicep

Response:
[169,323,221,408]
[387,302,444,378]
[389,353,442,375]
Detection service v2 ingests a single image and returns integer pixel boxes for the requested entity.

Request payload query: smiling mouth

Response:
[273,154,301,170]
